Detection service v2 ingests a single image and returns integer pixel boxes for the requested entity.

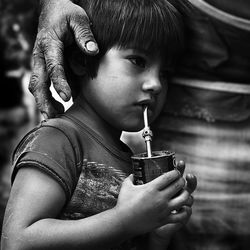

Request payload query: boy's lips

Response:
[136,98,155,107]
[135,99,155,116]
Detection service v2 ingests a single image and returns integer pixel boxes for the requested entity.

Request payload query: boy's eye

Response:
[128,56,146,68]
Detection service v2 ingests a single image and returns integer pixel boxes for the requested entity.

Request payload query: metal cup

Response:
[131,150,176,185]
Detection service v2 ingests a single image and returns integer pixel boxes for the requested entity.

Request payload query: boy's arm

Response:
[30,0,98,119]
[1,167,131,250]
[2,166,187,250]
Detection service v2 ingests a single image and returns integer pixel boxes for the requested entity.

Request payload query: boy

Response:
[1,0,196,249]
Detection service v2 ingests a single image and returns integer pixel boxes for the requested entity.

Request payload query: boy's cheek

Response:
[158,92,167,111]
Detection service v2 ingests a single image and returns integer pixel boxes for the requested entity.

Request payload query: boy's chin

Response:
[122,123,144,133]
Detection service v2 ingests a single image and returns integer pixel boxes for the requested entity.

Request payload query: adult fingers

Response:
[38,31,72,103]
[29,44,64,118]
[69,7,99,55]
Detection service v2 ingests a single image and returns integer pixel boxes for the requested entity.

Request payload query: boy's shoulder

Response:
[13,116,82,165]
[11,116,83,200]
[40,116,79,137]
[18,116,79,146]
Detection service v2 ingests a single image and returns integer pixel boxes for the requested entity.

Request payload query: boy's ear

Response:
[66,45,87,77]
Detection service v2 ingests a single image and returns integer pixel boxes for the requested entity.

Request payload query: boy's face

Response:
[82,47,168,132]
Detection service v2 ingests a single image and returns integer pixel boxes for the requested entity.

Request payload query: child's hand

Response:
[149,173,197,247]
[114,170,186,237]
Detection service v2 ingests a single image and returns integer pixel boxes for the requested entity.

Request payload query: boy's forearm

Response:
[12,208,131,250]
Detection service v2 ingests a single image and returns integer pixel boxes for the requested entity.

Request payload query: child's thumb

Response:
[123,174,134,185]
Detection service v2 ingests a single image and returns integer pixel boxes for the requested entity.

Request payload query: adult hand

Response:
[29,0,99,118]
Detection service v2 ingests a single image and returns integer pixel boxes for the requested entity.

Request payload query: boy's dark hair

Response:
[70,0,192,80]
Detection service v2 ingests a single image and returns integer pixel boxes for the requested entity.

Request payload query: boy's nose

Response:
[142,73,162,95]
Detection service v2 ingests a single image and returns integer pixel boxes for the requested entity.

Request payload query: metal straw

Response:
[142,106,153,157]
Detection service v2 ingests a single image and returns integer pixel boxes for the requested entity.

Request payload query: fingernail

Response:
[178,160,185,167]
[59,92,68,101]
[85,41,98,52]
[176,169,181,177]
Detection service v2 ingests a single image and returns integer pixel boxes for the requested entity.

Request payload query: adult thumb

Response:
[69,7,99,55]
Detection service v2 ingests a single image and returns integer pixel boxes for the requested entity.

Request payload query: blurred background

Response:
[0,0,40,233]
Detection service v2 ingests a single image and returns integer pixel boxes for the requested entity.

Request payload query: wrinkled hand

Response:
[29,0,99,118]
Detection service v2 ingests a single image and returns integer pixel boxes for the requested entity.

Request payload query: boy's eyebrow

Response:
[123,46,151,55]
[125,47,171,64]
[134,48,150,54]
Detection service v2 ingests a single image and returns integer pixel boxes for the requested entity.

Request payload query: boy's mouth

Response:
[135,100,155,119]
[136,98,155,107]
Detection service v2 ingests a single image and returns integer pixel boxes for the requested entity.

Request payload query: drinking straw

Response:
[142,106,153,157]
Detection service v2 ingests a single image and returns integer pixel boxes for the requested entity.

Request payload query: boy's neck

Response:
[69,94,124,150]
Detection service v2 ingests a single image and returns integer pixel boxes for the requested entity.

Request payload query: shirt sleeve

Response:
[11,125,81,201]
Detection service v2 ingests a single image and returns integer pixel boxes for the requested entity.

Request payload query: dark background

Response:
[0,0,40,233]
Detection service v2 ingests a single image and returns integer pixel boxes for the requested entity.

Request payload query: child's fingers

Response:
[167,206,192,225]
[147,170,181,190]
[122,174,134,185]
[168,190,194,211]
[185,174,197,194]
[186,195,194,207]
[159,176,186,200]
[176,160,185,176]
